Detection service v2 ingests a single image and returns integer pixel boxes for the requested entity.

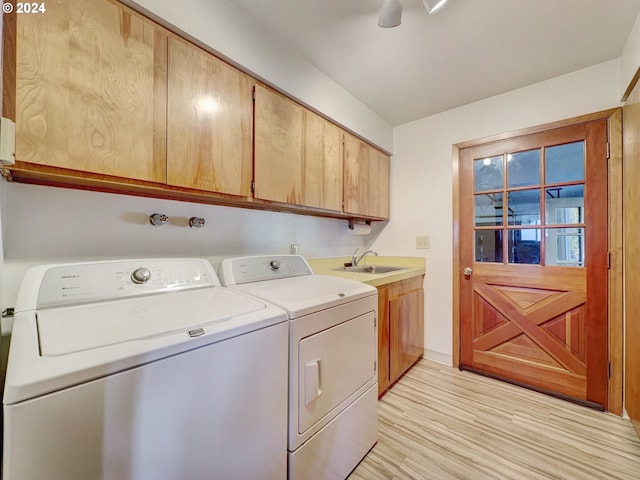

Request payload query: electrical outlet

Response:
[416,235,430,250]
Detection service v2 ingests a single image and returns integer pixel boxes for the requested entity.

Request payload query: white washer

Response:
[218,255,379,480]
[3,258,289,480]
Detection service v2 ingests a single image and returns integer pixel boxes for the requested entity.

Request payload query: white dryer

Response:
[218,255,379,480]
[3,258,289,480]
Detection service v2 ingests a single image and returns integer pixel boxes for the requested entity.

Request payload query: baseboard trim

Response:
[423,349,452,366]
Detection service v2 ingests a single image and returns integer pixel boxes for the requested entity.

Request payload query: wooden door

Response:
[15,0,167,182]
[459,120,609,409]
[343,133,390,219]
[166,37,253,196]
[254,84,303,205]
[302,110,343,212]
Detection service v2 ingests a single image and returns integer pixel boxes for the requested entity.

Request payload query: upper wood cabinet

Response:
[254,84,343,212]
[15,0,167,182]
[166,37,253,197]
[343,133,390,219]
[5,0,389,222]
[254,84,304,205]
[303,110,343,211]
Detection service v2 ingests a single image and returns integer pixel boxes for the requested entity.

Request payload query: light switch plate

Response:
[416,235,430,249]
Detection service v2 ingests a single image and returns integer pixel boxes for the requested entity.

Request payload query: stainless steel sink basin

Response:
[332,265,406,274]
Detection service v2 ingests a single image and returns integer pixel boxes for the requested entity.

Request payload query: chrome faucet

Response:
[352,248,378,267]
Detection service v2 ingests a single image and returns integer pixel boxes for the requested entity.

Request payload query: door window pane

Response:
[508,149,540,188]
[475,230,503,263]
[545,185,584,225]
[474,156,503,192]
[507,189,541,226]
[475,193,503,226]
[545,228,584,267]
[508,229,541,264]
[545,142,584,184]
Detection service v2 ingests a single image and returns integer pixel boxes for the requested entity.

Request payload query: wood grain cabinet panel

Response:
[390,288,425,381]
[377,276,425,397]
[255,84,343,212]
[303,110,343,211]
[377,284,391,394]
[624,78,640,436]
[15,0,167,182]
[166,37,253,196]
[254,84,303,205]
[343,133,390,219]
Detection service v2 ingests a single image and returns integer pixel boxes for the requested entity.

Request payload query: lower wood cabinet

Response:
[377,276,425,397]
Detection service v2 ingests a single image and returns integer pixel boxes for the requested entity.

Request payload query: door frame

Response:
[452,108,623,414]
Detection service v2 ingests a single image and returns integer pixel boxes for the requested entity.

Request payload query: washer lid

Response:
[230,274,376,318]
[37,287,266,356]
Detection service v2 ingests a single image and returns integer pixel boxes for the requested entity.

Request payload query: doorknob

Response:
[463,267,473,276]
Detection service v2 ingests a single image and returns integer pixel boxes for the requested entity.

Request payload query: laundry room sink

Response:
[333,265,407,274]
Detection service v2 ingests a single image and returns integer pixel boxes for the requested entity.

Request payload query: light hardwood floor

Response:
[349,359,640,480]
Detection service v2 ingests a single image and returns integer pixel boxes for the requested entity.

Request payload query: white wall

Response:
[0,182,379,309]
[620,10,640,97]
[123,0,393,152]
[372,59,622,365]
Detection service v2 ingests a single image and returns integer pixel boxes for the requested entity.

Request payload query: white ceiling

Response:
[228,0,640,126]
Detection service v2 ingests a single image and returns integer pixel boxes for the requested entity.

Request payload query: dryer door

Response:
[297,310,376,434]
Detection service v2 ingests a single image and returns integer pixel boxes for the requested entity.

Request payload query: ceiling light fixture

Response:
[378,0,402,28]
[422,0,449,14]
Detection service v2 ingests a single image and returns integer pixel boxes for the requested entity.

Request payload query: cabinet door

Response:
[373,148,391,218]
[343,133,390,218]
[377,285,391,396]
[254,84,303,204]
[303,110,343,212]
[16,0,167,182]
[166,37,253,196]
[390,288,425,381]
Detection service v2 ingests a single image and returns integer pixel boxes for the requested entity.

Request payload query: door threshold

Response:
[459,364,605,412]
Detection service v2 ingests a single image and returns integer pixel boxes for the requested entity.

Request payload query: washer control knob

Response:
[269,260,281,271]
[131,267,151,284]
